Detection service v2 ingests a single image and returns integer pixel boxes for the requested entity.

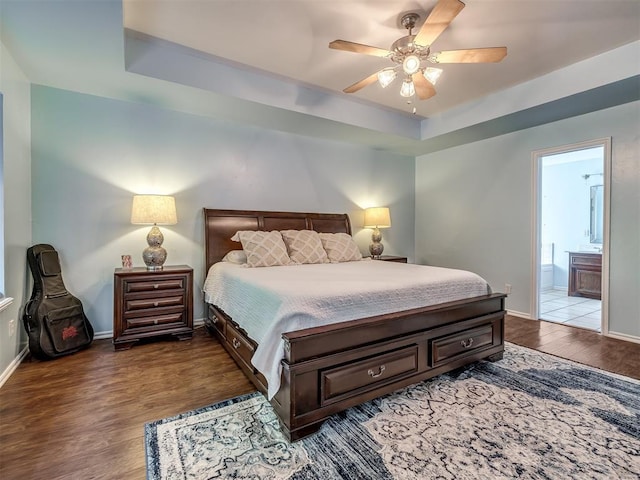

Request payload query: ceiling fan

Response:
[329,0,507,102]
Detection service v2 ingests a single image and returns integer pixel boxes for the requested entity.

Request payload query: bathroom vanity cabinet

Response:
[568,251,602,300]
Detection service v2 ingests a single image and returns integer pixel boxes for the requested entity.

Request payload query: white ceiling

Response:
[1,1,639,155]
[123,0,640,118]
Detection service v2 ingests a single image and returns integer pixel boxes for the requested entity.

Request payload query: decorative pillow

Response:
[221,250,247,265]
[280,230,329,265]
[230,231,292,267]
[318,232,363,263]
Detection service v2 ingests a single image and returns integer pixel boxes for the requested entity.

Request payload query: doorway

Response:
[531,138,611,332]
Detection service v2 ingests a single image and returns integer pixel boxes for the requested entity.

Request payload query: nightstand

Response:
[113,265,193,351]
[373,255,408,263]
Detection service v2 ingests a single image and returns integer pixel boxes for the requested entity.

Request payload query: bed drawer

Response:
[321,345,419,406]
[226,323,256,370]
[430,323,495,367]
[208,306,227,337]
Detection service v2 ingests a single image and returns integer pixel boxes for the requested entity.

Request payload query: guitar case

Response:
[22,244,94,360]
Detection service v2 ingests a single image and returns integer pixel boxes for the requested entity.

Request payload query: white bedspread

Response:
[203,260,491,399]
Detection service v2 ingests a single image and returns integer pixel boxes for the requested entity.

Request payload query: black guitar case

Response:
[22,244,94,360]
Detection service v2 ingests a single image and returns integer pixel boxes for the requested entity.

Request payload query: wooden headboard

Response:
[203,208,352,271]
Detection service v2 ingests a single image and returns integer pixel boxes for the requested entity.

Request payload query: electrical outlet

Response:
[8,319,16,337]
[505,284,512,294]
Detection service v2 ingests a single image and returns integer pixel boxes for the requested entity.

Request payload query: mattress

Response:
[203,259,491,399]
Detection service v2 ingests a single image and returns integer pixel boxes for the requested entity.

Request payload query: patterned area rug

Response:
[145,344,640,479]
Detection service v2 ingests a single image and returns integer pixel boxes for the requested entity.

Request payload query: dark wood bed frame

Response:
[203,208,506,441]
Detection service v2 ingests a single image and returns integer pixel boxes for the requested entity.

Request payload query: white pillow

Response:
[221,250,247,264]
[318,232,363,263]
[230,231,292,267]
[280,230,329,265]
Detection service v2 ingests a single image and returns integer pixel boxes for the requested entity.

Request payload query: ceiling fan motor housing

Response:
[391,13,432,71]
[390,36,431,70]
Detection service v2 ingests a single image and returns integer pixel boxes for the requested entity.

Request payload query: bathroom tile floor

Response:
[540,288,601,332]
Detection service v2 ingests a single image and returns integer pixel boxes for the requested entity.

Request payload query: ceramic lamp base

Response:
[143,225,168,270]
[369,227,384,259]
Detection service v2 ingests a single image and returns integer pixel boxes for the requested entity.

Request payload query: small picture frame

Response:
[121,255,133,269]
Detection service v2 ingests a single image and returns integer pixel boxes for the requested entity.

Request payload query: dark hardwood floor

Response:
[505,314,640,379]
[1,316,638,479]
[0,326,254,480]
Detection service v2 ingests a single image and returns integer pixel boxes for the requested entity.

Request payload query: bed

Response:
[203,208,506,441]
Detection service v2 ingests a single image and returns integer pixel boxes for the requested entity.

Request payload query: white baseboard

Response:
[93,330,113,340]
[0,346,28,389]
[506,309,532,320]
[93,317,206,340]
[604,330,640,344]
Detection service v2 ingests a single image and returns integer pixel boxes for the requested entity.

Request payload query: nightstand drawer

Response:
[124,278,185,293]
[125,295,184,312]
[126,312,185,330]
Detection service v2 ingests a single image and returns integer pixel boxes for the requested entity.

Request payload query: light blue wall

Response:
[0,40,32,381]
[415,101,640,339]
[30,85,416,335]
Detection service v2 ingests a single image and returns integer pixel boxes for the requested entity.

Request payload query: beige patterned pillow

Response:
[280,230,329,265]
[230,231,292,267]
[318,232,363,263]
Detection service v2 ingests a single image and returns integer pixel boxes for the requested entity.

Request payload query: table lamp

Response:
[131,195,177,270]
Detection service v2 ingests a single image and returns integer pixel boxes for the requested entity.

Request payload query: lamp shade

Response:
[131,195,177,225]
[377,68,397,88]
[400,79,415,98]
[364,207,391,228]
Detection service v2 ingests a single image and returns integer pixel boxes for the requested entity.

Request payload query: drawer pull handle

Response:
[232,338,241,349]
[461,338,474,349]
[212,315,218,324]
[367,365,386,378]
[153,319,158,325]
[153,302,159,307]
[153,284,159,289]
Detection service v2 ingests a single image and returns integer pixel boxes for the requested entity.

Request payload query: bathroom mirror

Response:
[590,184,603,244]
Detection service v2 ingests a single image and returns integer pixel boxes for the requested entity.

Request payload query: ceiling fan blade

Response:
[329,40,391,58]
[343,72,380,94]
[412,72,436,100]
[433,47,508,63]
[414,0,465,47]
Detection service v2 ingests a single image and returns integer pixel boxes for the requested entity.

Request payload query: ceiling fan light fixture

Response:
[402,55,421,75]
[328,0,508,107]
[377,68,397,88]
[400,79,415,98]
[423,67,443,85]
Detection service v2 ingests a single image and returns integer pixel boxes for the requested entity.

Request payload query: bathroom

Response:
[539,145,604,331]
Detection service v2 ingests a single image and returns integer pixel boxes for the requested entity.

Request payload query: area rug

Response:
[145,344,640,479]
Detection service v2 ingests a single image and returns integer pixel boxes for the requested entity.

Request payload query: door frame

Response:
[530,137,611,333]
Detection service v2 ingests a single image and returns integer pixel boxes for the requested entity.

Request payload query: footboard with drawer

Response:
[207,292,505,441]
